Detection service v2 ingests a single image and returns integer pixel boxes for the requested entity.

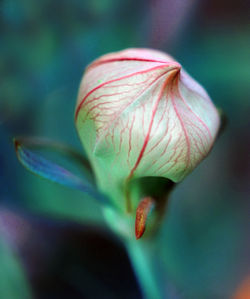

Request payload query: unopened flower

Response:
[14,48,221,239]
[75,48,220,209]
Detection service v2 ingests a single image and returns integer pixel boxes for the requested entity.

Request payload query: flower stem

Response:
[126,239,163,299]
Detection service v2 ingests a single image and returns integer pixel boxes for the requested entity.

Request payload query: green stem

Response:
[126,239,163,299]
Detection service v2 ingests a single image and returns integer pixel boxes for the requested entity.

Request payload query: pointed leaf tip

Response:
[135,197,155,240]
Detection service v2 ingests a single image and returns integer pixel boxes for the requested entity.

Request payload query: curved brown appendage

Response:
[135,197,155,240]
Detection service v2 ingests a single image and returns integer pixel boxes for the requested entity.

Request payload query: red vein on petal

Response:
[170,74,191,170]
[127,67,180,181]
[176,82,212,141]
[87,68,178,150]
[75,63,180,121]
[88,57,171,70]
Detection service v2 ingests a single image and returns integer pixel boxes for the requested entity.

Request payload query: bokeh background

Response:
[0,0,249,298]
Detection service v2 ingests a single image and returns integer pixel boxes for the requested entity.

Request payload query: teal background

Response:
[0,0,249,298]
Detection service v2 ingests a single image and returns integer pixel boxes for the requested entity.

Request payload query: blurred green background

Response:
[0,0,249,298]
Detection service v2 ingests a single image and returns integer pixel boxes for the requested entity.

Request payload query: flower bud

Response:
[75,48,220,206]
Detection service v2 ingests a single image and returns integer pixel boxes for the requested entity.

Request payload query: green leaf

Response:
[14,137,108,203]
